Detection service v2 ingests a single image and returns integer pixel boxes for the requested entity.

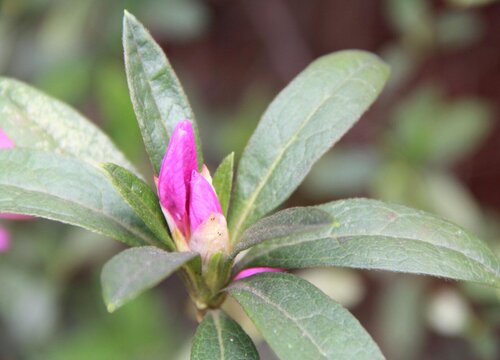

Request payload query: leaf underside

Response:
[101,246,197,312]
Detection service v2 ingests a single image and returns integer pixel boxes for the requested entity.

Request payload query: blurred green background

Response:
[1,0,500,359]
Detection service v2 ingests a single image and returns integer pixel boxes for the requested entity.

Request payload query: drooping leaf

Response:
[123,11,202,174]
[102,163,174,250]
[228,273,384,360]
[237,199,500,287]
[232,206,333,257]
[228,51,390,240]
[101,246,196,312]
[0,149,160,247]
[0,77,138,175]
[191,310,259,360]
[212,152,234,217]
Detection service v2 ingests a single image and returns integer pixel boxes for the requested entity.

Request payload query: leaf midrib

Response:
[126,22,171,153]
[212,312,226,360]
[231,58,379,239]
[232,282,329,358]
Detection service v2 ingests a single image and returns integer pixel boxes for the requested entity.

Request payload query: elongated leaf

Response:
[123,11,202,174]
[232,207,333,257]
[191,310,259,360]
[447,0,496,7]
[0,77,138,174]
[238,199,500,287]
[228,273,384,360]
[212,152,234,217]
[228,51,390,240]
[101,246,196,312]
[102,163,174,250]
[0,149,160,247]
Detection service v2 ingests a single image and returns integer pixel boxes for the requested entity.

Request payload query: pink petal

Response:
[158,120,198,236]
[233,267,285,281]
[0,213,34,220]
[189,170,222,232]
[0,128,14,149]
[0,226,10,252]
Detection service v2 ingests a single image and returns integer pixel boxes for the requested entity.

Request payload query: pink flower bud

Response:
[0,226,10,253]
[157,120,229,257]
[0,129,14,149]
[233,267,285,281]
[158,120,198,243]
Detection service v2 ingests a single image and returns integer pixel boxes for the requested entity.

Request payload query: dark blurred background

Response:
[1,0,500,359]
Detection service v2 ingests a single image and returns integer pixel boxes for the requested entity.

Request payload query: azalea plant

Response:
[1,11,500,360]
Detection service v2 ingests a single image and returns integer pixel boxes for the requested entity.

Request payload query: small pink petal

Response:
[0,226,11,252]
[0,213,34,220]
[158,120,198,236]
[0,128,15,149]
[233,267,285,281]
[189,170,222,232]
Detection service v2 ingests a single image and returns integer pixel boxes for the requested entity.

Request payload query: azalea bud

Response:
[158,120,230,259]
[0,226,10,253]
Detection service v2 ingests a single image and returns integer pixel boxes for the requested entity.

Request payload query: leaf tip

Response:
[106,303,117,313]
[123,9,132,20]
[122,9,139,31]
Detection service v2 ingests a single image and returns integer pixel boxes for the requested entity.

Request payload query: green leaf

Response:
[238,199,500,287]
[446,0,496,7]
[0,77,138,175]
[123,11,202,174]
[228,273,384,360]
[0,149,160,247]
[101,246,196,312]
[212,152,234,217]
[228,51,390,240]
[102,163,175,251]
[191,310,259,360]
[232,207,333,257]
